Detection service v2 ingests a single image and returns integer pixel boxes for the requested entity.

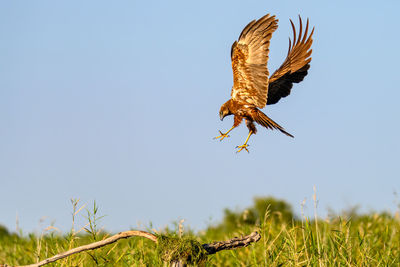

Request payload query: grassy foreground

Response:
[1,198,400,266]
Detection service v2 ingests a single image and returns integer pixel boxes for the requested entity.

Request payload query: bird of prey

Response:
[215,14,314,153]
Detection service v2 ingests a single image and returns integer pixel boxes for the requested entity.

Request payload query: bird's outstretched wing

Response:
[267,16,314,105]
[231,14,278,108]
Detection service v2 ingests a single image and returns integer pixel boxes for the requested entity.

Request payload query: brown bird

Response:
[215,14,314,152]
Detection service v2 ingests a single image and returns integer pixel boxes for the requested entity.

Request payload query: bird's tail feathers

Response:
[254,110,294,138]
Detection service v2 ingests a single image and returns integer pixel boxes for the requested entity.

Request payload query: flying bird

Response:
[215,14,314,153]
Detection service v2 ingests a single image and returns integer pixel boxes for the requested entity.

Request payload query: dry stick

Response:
[0,231,260,267]
[202,231,261,254]
[11,231,156,267]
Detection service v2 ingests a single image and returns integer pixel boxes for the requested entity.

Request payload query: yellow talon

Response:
[214,130,230,141]
[235,131,253,153]
[214,126,235,141]
[236,144,250,153]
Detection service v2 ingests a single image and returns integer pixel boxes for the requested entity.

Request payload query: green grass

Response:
[1,197,400,266]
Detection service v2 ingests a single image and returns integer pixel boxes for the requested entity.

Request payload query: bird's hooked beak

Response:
[219,112,224,121]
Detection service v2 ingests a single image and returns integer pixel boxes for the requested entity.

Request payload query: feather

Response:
[252,110,294,137]
[267,17,314,105]
[230,14,278,108]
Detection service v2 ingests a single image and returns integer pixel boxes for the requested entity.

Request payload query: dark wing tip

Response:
[266,16,314,106]
[238,13,277,41]
[231,41,237,58]
[289,19,296,45]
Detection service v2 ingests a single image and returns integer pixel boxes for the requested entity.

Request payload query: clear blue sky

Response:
[1,0,399,233]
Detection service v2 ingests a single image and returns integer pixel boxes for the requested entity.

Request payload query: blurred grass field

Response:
[1,197,399,266]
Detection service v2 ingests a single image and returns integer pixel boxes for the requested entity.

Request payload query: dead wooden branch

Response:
[0,230,260,267]
[202,231,261,254]
[3,231,156,267]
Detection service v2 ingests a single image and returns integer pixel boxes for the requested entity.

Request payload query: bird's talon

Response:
[214,131,230,141]
[236,144,250,153]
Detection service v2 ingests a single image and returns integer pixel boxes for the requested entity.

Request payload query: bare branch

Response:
[7,231,156,267]
[202,231,261,254]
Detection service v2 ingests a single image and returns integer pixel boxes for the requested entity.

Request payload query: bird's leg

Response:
[236,131,253,153]
[214,126,235,141]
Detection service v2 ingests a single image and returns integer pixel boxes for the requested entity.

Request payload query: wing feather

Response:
[267,16,314,105]
[231,14,278,108]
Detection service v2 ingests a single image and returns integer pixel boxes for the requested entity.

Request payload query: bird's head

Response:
[219,101,232,121]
